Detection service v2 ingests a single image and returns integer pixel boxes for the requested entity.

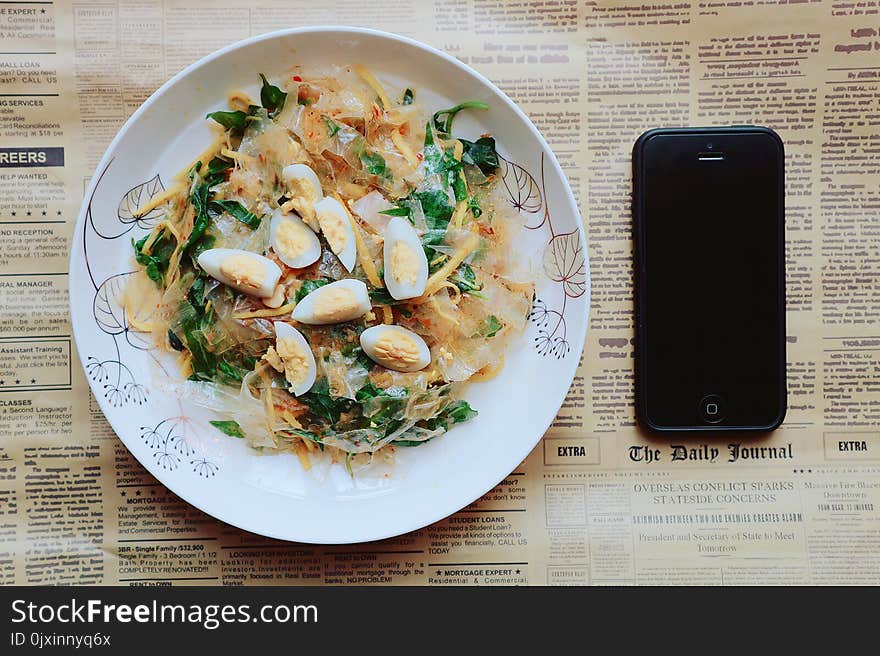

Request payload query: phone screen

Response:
[637,130,785,429]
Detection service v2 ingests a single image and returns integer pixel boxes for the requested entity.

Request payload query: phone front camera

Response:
[707,143,713,149]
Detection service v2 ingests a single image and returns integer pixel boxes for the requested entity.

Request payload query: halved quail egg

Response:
[314,197,358,273]
[269,209,321,269]
[197,248,281,298]
[291,278,371,325]
[383,216,428,300]
[360,325,431,372]
[269,321,316,396]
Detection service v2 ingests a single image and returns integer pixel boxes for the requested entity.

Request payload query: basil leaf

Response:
[189,233,215,261]
[301,379,352,424]
[144,261,161,284]
[184,182,211,253]
[360,150,391,179]
[217,360,246,383]
[460,136,499,176]
[402,88,414,105]
[368,286,402,306]
[480,315,503,338]
[450,263,481,294]
[209,420,246,439]
[204,156,233,187]
[206,110,249,132]
[291,429,323,449]
[295,278,330,302]
[422,400,478,432]
[431,101,489,134]
[467,196,483,218]
[323,116,340,136]
[179,295,216,378]
[208,199,261,229]
[355,382,382,402]
[259,73,287,114]
[186,276,209,314]
[412,189,454,230]
[356,384,410,437]
[445,400,478,424]
[451,169,467,202]
[132,227,176,288]
[379,206,412,218]
[341,343,374,372]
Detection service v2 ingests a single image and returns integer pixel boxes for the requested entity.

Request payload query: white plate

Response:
[69,27,589,543]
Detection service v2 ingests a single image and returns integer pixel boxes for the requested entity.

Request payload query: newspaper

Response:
[1,0,878,586]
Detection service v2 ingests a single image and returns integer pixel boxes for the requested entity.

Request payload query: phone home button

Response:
[699,394,725,424]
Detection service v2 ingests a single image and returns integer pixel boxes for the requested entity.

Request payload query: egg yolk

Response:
[277,336,310,389]
[390,241,419,287]
[373,332,424,370]
[313,286,361,323]
[317,207,349,256]
[275,219,312,260]
[219,254,266,292]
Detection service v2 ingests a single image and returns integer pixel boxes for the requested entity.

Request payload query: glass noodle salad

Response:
[126,65,536,474]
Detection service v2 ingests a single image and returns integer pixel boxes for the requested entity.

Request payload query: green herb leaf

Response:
[360,150,391,179]
[432,101,489,134]
[445,400,478,424]
[204,156,233,187]
[402,88,414,105]
[451,168,467,202]
[208,199,261,229]
[379,206,412,218]
[480,315,503,338]
[259,73,287,115]
[356,384,409,436]
[209,420,246,439]
[186,275,209,314]
[323,116,340,136]
[412,189,454,230]
[206,110,249,132]
[184,182,211,253]
[341,343,374,372]
[355,382,382,402]
[423,400,478,432]
[450,262,481,294]
[189,233,216,261]
[144,261,161,284]
[295,278,330,303]
[460,136,499,176]
[420,228,447,274]
[132,227,176,288]
[291,429,323,448]
[368,287,401,306]
[178,292,217,379]
[467,196,483,218]
[217,360,246,383]
[300,379,353,424]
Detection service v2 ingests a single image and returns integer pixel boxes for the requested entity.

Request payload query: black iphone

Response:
[632,126,786,432]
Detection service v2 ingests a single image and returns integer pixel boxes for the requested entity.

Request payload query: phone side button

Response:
[699,394,725,424]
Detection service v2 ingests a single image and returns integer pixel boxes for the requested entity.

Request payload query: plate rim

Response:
[69,25,590,544]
